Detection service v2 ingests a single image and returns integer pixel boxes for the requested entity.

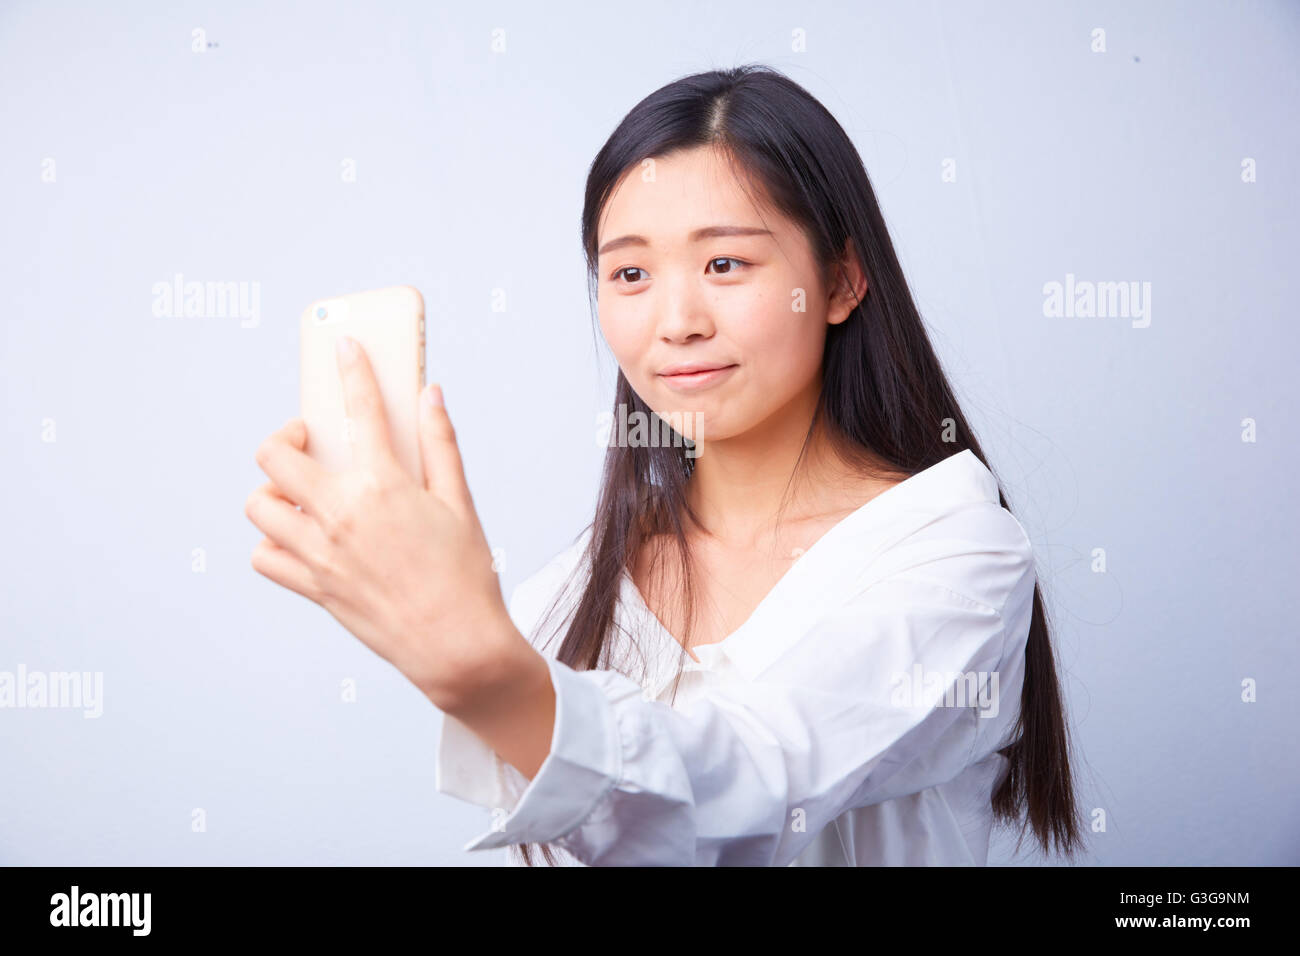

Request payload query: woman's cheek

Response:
[601,316,659,403]
[740,313,819,406]
[598,307,637,367]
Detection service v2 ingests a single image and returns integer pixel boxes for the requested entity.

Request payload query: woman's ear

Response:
[827,236,869,326]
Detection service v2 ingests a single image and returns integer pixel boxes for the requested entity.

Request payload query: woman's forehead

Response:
[598,152,785,249]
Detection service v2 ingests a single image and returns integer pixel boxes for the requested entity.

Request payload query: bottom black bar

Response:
[0,865,1282,939]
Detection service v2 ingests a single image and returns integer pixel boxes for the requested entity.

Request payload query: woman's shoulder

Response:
[844,450,1036,617]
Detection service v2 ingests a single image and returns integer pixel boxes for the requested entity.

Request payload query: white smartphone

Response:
[299,285,426,482]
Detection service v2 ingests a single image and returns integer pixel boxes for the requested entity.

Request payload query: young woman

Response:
[247,64,1082,867]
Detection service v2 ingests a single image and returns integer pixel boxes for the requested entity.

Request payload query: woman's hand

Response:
[244,336,518,712]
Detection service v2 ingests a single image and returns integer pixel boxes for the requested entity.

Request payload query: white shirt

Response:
[436,448,1037,866]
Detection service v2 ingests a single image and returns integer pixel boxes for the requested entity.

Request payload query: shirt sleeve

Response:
[434,577,555,834]
[436,538,1034,866]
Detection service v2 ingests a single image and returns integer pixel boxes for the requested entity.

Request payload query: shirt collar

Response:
[697,448,1002,681]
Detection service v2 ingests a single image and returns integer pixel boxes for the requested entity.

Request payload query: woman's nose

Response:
[654,279,715,343]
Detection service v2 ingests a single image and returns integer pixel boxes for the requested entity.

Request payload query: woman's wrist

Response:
[433,612,556,780]
[410,601,515,709]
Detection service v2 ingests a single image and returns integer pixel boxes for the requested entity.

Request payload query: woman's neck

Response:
[683,391,877,550]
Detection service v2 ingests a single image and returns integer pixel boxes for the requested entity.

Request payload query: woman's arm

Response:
[246,339,556,732]
[437,541,1036,866]
[435,613,556,781]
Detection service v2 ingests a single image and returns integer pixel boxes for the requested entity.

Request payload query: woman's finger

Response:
[262,478,296,505]
[255,418,329,520]
[282,417,307,450]
[336,337,401,472]
[250,536,320,602]
[244,480,326,561]
[418,383,476,515]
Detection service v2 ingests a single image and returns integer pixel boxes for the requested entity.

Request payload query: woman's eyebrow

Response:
[597,225,774,257]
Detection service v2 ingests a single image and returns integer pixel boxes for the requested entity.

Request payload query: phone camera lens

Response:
[315,306,327,321]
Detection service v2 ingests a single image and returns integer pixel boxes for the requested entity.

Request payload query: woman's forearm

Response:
[436,617,556,781]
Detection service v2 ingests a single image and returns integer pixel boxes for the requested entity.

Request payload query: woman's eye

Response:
[611,266,646,284]
[610,258,747,285]
[707,257,746,275]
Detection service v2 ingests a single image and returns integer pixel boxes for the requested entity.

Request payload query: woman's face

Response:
[595,146,859,446]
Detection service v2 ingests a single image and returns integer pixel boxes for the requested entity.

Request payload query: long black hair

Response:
[516,63,1081,866]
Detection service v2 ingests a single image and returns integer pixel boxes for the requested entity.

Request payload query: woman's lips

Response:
[657,364,738,391]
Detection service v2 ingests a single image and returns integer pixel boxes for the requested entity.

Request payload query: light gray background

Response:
[2,0,1296,865]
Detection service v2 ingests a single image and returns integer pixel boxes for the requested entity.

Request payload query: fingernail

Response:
[337,336,357,361]
[425,383,443,408]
